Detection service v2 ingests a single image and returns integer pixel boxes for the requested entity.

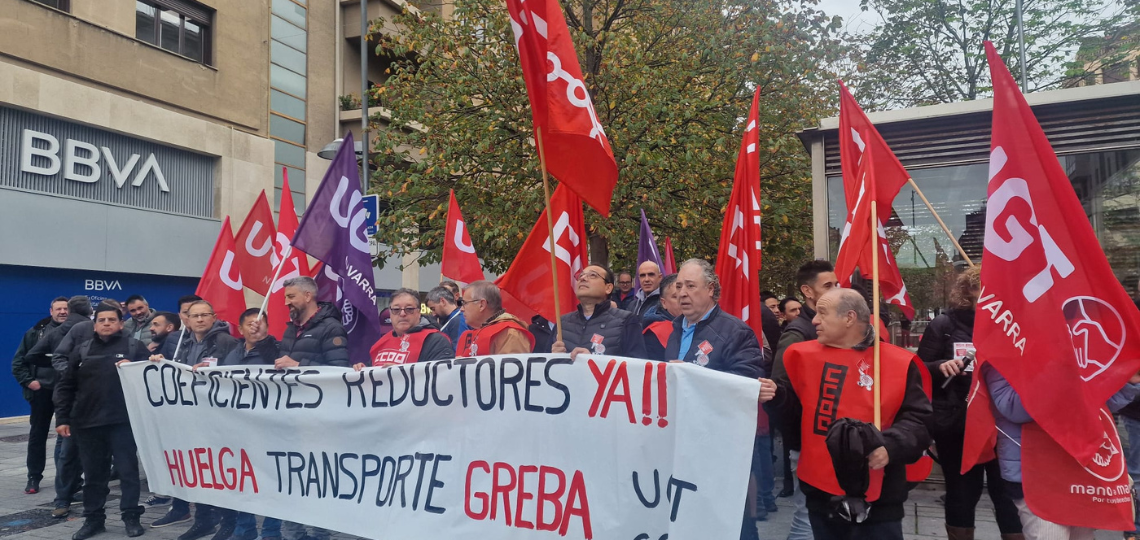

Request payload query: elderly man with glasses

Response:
[551,265,647,360]
[456,281,535,356]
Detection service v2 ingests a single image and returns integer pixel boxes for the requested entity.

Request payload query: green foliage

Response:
[845,0,1139,110]
[368,0,844,283]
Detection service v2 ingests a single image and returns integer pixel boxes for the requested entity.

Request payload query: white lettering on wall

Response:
[19,129,171,193]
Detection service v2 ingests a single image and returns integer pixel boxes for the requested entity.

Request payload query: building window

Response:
[135,0,213,65]
[31,0,70,11]
[271,1,309,215]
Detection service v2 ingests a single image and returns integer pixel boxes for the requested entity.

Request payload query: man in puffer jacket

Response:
[551,265,647,360]
[276,276,350,368]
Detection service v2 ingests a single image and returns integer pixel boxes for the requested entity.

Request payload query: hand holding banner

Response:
[119,355,757,539]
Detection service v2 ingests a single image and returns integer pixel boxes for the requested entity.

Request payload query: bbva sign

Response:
[19,129,170,193]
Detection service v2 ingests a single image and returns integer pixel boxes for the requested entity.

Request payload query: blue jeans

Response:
[234,513,281,538]
[753,435,776,510]
[52,434,83,508]
[1123,416,1140,533]
[787,450,813,540]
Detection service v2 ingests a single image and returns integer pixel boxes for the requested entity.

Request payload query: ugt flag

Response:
[976,41,1140,466]
[291,132,381,362]
[635,209,664,289]
[505,0,618,216]
[266,173,312,339]
[834,81,914,319]
[715,88,763,340]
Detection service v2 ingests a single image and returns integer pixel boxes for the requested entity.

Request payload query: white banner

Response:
[118,355,758,539]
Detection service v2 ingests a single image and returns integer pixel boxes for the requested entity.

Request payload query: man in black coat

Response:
[11,296,69,495]
[54,304,149,539]
[551,265,647,360]
[275,276,350,368]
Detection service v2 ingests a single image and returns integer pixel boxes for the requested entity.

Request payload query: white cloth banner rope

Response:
[118,355,758,539]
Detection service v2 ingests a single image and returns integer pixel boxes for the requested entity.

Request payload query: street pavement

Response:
[0,416,1123,539]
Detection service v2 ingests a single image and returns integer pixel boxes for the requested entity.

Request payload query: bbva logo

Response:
[19,129,170,193]
[84,279,123,291]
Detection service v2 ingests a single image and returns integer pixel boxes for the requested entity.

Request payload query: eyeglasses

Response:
[188,313,216,319]
[575,270,605,283]
[389,307,418,315]
[461,298,484,308]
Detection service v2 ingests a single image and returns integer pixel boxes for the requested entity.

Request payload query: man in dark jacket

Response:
[146,312,179,354]
[771,289,931,540]
[529,315,555,354]
[219,309,280,367]
[643,274,681,361]
[425,286,469,352]
[551,265,647,360]
[11,296,68,494]
[54,304,149,539]
[276,276,350,368]
[611,271,635,307]
[627,261,663,322]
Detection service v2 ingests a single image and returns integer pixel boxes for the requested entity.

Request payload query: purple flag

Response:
[292,132,381,362]
[635,208,665,289]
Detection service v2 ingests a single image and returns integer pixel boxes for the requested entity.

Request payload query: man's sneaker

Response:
[24,478,40,494]
[124,516,145,538]
[151,509,191,528]
[51,506,70,519]
[176,520,218,540]
[143,495,171,507]
[209,520,235,540]
[72,520,106,540]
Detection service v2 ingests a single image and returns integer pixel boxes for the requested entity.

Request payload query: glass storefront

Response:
[825,148,1140,323]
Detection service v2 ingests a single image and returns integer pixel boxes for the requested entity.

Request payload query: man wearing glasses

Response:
[457,281,535,356]
[628,261,663,322]
[612,271,636,309]
[551,265,647,360]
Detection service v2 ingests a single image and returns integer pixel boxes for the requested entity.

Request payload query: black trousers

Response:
[53,434,83,507]
[935,430,1022,533]
[808,511,903,540]
[73,423,142,521]
[26,388,55,481]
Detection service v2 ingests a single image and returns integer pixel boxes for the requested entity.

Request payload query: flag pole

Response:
[870,185,882,430]
[536,127,564,343]
[906,178,976,268]
[256,250,289,322]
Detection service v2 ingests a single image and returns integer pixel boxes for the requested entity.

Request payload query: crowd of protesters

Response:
[11,260,1140,540]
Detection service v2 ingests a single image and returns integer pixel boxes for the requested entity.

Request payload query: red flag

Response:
[496,184,587,322]
[505,0,618,216]
[715,88,764,340]
[196,217,247,334]
[441,190,485,284]
[233,191,277,296]
[960,362,998,474]
[267,173,311,339]
[977,41,1140,465]
[663,236,677,275]
[835,81,915,319]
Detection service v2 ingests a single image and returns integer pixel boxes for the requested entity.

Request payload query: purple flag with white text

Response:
[635,208,665,289]
[291,132,381,362]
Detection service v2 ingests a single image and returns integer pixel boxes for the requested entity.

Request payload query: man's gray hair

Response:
[466,280,503,312]
[830,288,871,325]
[680,258,721,302]
[283,276,318,294]
[426,286,457,305]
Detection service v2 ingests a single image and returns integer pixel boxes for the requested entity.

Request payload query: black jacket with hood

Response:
[11,316,60,400]
[280,302,351,367]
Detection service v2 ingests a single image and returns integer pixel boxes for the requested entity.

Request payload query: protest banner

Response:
[118,355,758,539]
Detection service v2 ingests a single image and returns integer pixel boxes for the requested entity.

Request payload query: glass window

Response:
[159,9,182,53]
[135,2,157,45]
[271,15,307,53]
[271,64,307,99]
[274,140,306,169]
[272,0,307,30]
[271,115,305,145]
[183,20,203,62]
[32,0,70,10]
[271,40,307,76]
[270,89,306,121]
[275,166,305,190]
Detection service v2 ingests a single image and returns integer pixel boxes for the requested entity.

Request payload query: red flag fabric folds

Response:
[233,191,277,296]
[441,190,486,284]
[715,88,764,341]
[496,184,587,322]
[663,236,677,275]
[975,41,1140,465]
[505,0,618,216]
[267,173,311,339]
[834,81,915,319]
[196,217,247,335]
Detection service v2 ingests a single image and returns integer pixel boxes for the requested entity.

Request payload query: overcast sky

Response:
[813,0,882,34]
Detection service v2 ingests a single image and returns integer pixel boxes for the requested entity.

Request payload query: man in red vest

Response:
[357,288,454,369]
[771,288,931,540]
[457,281,534,356]
[642,273,680,360]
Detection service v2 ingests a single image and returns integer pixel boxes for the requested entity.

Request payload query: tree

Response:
[845,0,1139,110]
[367,0,845,290]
